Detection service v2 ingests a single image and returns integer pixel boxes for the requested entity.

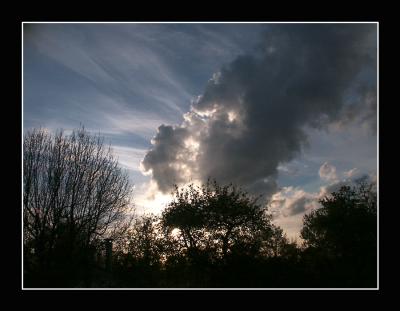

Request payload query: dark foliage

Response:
[300,181,377,287]
[96,181,378,288]
[23,127,134,287]
[23,128,377,288]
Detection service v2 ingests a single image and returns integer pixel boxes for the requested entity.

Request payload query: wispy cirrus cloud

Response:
[24,23,265,216]
[24,24,377,239]
[111,145,148,172]
[24,23,256,139]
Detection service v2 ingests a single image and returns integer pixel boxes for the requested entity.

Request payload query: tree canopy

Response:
[300,181,377,287]
[161,180,289,262]
[23,127,377,288]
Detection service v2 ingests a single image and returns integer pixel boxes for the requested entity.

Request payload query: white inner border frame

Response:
[21,21,379,290]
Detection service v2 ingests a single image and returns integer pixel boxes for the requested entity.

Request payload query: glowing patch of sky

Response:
[23,23,377,238]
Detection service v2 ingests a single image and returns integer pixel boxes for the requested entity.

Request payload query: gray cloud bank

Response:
[141,24,377,196]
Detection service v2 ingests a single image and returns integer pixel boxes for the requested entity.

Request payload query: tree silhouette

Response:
[23,127,134,287]
[160,180,292,287]
[112,215,165,287]
[22,128,377,288]
[300,181,377,287]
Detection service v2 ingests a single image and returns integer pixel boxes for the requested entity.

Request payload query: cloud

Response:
[24,24,209,130]
[319,162,338,182]
[343,167,360,179]
[132,180,173,214]
[112,145,148,172]
[140,24,377,195]
[269,186,320,218]
[320,173,376,198]
[265,167,377,241]
[329,85,377,134]
[141,24,377,196]
[24,24,263,150]
[277,164,299,176]
[270,169,376,221]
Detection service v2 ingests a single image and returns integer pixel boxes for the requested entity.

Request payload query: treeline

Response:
[23,128,377,288]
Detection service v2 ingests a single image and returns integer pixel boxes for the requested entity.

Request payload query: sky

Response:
[23,23,378,240]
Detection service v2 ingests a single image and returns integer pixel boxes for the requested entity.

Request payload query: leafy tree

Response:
[301,181,376,256]
[115,215,164,266]
[300,181,377,287]
[23,127,377,288]
[162,180,289,264]
[112,215,166,287]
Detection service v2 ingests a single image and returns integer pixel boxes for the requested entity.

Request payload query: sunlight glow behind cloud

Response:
[24,23,377,240]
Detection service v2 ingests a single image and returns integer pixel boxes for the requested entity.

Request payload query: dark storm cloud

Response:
[286,196,313,217]
[141,24,377,195]
[140,124,190,192]
[335,84,377,133]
